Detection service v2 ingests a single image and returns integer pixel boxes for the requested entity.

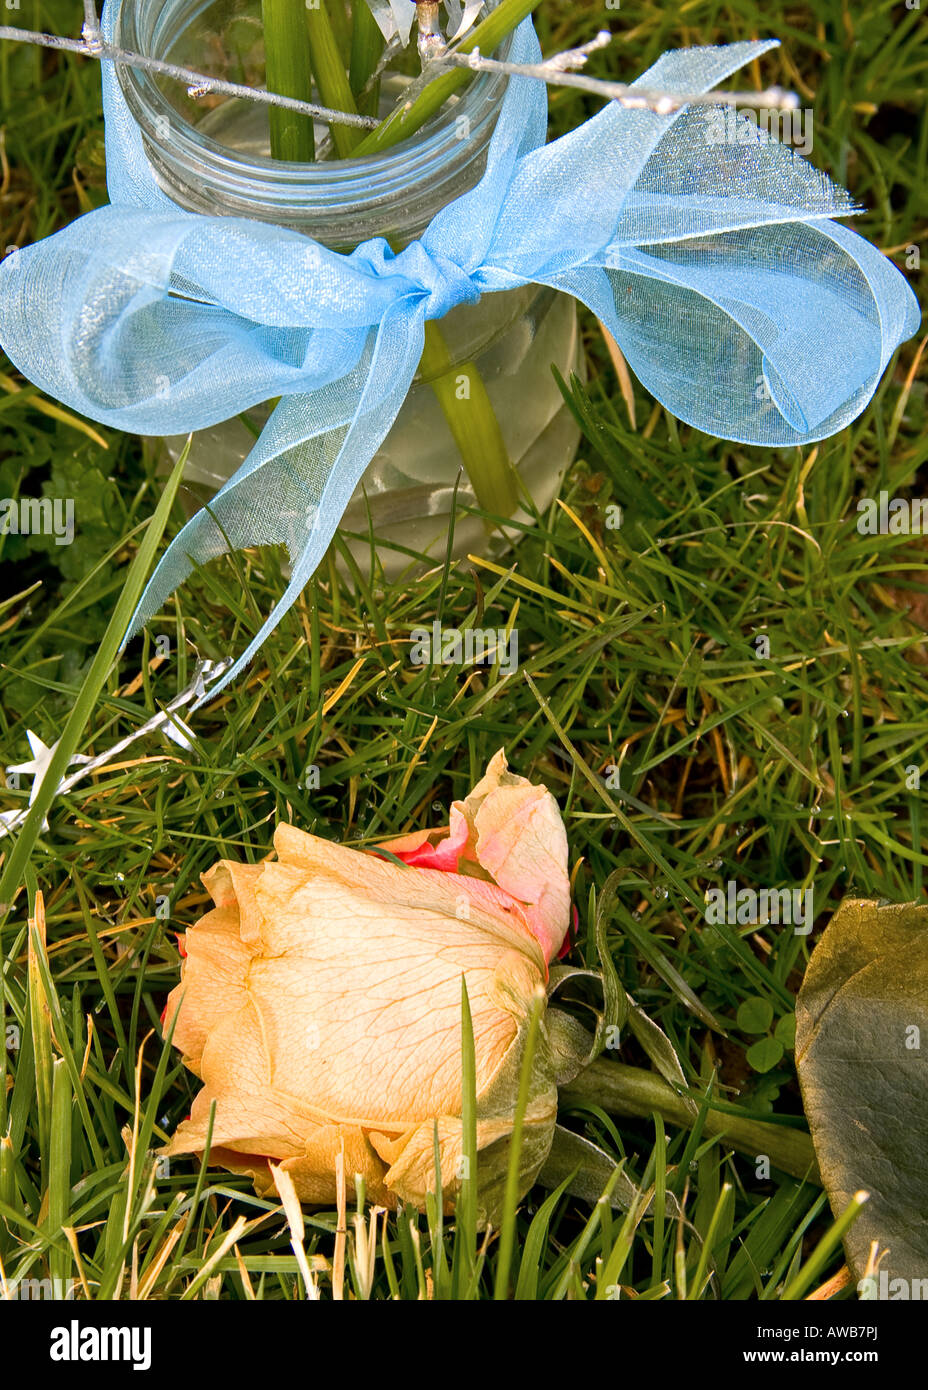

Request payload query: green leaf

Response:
[774,1013,797,1049]
[513,1171,573,1301]
[493,988,544,1300]
[626,996,696,1113]
[31,455,124,586]
[746,1037,784,1073]
[452,975,478,1297]
[796,898,928,1281]
[737,997,775,1034]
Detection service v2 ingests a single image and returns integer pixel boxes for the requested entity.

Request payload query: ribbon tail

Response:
[122,305,426,703]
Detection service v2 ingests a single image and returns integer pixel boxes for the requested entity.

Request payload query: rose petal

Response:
[376,805,471,873]
[163,903,252,1073]
[465,752,571,961]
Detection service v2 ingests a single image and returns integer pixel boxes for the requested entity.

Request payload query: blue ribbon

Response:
[0,3,919,700]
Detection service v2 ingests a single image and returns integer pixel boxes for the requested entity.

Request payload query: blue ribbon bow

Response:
[0,3,919,700]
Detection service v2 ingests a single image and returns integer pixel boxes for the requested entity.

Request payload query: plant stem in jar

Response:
[354,0,541,156]
[305,2,365,157]
[262,0,521,523]
[262,0,316,161]
[349,0,384,115]
[419,320,520,521]
[323,0,355,65]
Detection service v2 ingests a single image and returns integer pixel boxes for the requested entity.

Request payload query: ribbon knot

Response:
[361,237,482,320]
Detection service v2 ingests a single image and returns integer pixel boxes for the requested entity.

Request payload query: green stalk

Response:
[560,1059,821,1185]
[0,1136,14,1259]
[419,320,519,519]
[306,1,363,157]
[261,0,527,521]
[349,0,384,116]
[453,977,478,1297]
[47,1057,72,1299]
[353,0,541,526]
[494,990,544,1299]
[263,0,316,161]
[354,0,541,157]
[325,0,355,65]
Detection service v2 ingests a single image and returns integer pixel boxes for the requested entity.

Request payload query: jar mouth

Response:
[114,0,513,222]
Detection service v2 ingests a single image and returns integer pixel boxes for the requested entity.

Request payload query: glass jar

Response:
[115,0,583,577]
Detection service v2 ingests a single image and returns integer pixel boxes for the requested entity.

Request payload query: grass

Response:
[0,0,925,1300]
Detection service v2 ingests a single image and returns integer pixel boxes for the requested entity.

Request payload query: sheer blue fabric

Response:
[0,2,918,699]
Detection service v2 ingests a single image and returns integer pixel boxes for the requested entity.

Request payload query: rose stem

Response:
[559,1059,820,1185]
[306,2,364,157]
[349,0,383,115]
[353,0,541,157]
[262,0,316,161]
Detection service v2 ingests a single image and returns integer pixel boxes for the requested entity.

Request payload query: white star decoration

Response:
[0,659,230,840]
[6,732,93,831]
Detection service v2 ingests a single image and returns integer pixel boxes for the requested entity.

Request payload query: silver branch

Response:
[435,30,799,114]
[0,15,798,131]
[0,21,379,130]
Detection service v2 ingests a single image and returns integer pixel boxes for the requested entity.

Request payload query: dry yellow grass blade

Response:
[180,1216,250,1299]
[598,322,637,429]
[136,1215,188,1300]
[887,332,927,450]
[0,371,109,449]
[270,1162,320,1301]
[332,1139,348,1301]
[321,655,367,717]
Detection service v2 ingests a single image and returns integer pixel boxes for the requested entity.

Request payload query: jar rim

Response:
[114,0,512,205]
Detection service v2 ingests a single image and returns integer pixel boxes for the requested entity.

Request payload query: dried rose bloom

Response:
[163,751,570,1223]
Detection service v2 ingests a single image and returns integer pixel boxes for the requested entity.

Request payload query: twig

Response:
[415,0,446,65]
[1,18,798,131]
[437,31,800,114]
[0,24,379,129]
